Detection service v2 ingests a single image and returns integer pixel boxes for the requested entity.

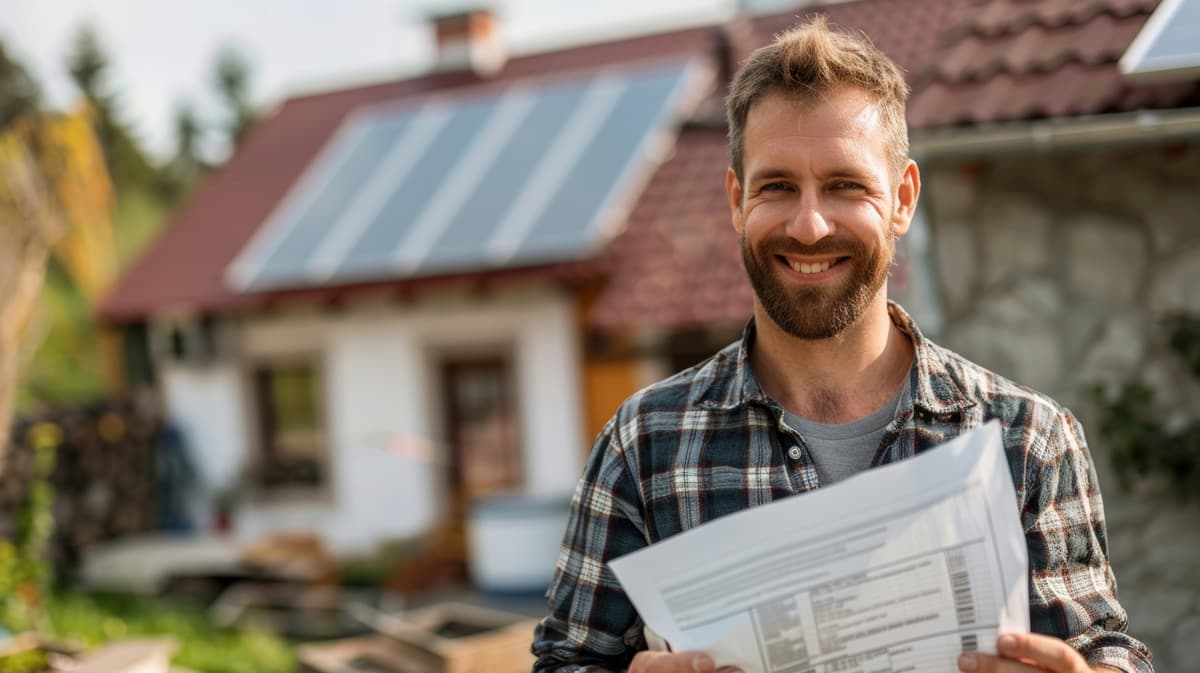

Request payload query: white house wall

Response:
[516,307,585,496]
[159,364,250,529]
[159,287,585,556]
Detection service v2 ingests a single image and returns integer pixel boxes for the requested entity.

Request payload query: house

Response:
[102,0,1200,664]
[100,0,952,553]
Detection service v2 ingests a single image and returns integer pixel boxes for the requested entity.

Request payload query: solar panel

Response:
[1120,0,1200,83]
[228,60,705,292]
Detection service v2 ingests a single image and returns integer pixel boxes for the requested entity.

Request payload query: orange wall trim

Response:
[581,357,639,451]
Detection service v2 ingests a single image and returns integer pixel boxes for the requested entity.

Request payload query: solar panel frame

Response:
[331,97,502,282]
[227,117,376,291]
[307,105,453,283]
[251,116,418,289]
[482,76,630,266]
[502,66,695,268]
[1120,0,1200,83]
[415,82,593,273]
[227,58,709,293]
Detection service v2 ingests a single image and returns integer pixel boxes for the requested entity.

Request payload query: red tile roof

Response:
[100,25,720,322]
[102,0,1200,330]
[907,0,1200,128]
[589,127,752,331]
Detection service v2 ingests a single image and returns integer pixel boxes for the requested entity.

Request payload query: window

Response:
[250,360,328,492]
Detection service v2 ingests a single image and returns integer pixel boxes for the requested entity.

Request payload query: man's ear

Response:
[726,166,745,234]
[891,160,921,237]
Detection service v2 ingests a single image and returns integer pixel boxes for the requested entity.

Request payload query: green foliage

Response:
[0,648,48,673]
[0,40,40,130]
[0,420,291,672]
[66,26,106,101]
[1092,383,1161,492]
[162,103,209,199]
[1092,314,1200,499]
[66,23,160,194]
[45,592,295,673]
[0,423,60,633]
[17,263,107,408]
[113,184,171,269]
[18,180,169,409]
[214,46,256,147]
[1165,314,1200,378]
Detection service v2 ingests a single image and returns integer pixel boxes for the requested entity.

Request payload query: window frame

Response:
[242,351,334,503]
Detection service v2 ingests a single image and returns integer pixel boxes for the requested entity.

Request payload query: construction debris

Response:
[209,581,384,639]
[0,634,174,673]
[300,602,537,673]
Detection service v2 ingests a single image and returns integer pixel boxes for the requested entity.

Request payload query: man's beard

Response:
[740,229,894,340]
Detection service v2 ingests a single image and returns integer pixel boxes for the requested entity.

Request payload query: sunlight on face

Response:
[728,88,913,339]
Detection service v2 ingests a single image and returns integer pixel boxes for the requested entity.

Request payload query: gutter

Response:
[911,106,1200,159]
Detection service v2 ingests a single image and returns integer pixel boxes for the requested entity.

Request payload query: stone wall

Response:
[922,142,1200,672]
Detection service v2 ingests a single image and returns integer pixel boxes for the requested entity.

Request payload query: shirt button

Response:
[788,446,803,460]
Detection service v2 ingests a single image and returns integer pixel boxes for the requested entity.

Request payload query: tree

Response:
[163,102,208,197]
[214,46,255,147]
[0,41,49,466]
[65,22,157,192]
[1,39,115,468]
[65,24,106,102]
[0,41,40,130]
[17,103,122,407]
[0,132,61,470]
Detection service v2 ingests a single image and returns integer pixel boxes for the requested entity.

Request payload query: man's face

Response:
[725,88,919,340]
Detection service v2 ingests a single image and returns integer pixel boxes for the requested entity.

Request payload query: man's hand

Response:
[627,650,742,673]
[957,633,1116,673]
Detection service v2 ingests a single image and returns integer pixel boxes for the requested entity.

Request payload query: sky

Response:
[0,0,796,162]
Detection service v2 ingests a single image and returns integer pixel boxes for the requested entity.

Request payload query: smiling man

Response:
[531,17,1153,673]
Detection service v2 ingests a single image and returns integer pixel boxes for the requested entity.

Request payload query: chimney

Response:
[430,8,506,77]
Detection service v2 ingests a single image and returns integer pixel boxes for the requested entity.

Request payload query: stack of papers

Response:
[610,421,1028,673]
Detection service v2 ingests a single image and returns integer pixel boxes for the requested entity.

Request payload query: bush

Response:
[45,591,294,673]
[1092,313,1200,498]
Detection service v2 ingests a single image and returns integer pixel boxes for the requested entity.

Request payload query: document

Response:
[609,421,1028,673]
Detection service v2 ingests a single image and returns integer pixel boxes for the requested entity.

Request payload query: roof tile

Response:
[590,128,753,331]
[909,0,1200,129]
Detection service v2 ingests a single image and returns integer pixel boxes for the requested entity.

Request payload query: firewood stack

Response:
[0,400,161,576]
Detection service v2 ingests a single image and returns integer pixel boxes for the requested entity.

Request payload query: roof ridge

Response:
[276,3,830,110]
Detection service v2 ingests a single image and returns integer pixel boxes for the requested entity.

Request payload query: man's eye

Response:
[833,180,866,191]
[761,182,791,192]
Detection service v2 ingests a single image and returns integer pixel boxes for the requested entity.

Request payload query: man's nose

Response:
[785,196,834,245]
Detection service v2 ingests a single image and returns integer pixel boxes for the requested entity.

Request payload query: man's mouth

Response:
[776,256,847,275]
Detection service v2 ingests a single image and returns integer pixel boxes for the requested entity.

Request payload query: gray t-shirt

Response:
[782,370,911,485]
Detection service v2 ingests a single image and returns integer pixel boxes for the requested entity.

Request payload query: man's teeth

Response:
[789,260,832,274]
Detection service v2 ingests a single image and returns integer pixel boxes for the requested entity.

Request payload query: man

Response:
[532,17,1153,673]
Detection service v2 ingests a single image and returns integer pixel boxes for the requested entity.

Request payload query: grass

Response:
[42,590,295,673]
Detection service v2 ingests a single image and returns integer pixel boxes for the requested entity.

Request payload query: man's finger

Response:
[997,632,1089,673]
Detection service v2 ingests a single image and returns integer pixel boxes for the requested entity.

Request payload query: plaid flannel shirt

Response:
[532,302,1153,673]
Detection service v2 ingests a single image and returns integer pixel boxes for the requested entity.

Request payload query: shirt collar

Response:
[691,301,976,416]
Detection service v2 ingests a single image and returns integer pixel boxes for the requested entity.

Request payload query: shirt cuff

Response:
[1085,645,1154,673]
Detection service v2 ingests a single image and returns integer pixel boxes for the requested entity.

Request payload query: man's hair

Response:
[725,15,911,184]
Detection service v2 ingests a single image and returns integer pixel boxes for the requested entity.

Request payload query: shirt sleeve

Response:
[1024,409,1154,673]
[531,416,651,672]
